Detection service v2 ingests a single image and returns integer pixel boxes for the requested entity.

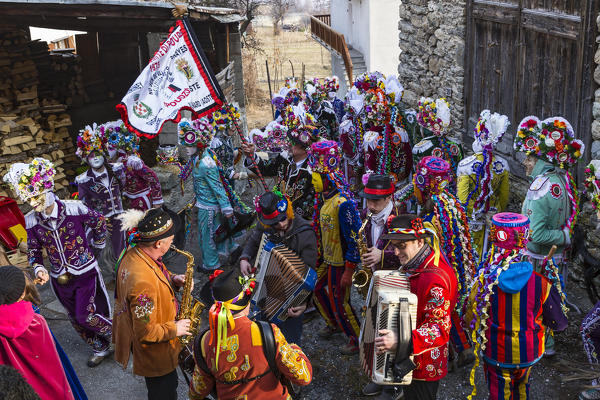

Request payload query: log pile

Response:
[0,28,87,201]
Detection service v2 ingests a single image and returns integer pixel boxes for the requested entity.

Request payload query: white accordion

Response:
[359,270,418,385]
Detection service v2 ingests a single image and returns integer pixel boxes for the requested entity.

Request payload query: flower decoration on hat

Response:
[210,103,240,131]
[308,140,342,175]
[102,120,140,155]
[76,123,106,160]
[514,115,584,168]
[363,88,389,126]
[474,109,510,150]
[178,117,214,148]
[3,157,56,201]
[261,121,290,152]
[417,97,451,136]
[325,76,340,97]
[585,160,600,210]
[383,75,404,106]
[353,72,385,93]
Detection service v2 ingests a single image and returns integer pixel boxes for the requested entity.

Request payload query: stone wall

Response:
[397,1,466,134]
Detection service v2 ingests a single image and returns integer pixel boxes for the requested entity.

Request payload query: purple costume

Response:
[120,155,163,211]
[26,199,112,354]
[76,165,126,258]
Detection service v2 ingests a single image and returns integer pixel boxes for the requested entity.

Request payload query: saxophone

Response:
[352,212,373,297]
[170,245,205,345]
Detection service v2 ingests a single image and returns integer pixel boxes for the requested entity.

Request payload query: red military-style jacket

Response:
[407,249,457,381]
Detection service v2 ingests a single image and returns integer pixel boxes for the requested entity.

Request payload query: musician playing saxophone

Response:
[374,215,457,400]
[239,190,317,345]
[113,208,192,400]
[359,174,403,273]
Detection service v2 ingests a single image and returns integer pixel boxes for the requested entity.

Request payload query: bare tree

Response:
[311,0,330,13]
[268,0,292,35]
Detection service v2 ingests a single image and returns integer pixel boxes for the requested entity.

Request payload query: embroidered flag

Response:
[117,18,224,139]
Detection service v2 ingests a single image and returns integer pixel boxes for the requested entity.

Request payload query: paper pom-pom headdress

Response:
[417,97,451,136]
[308,140,341,175]
[490,212,530,250]
[3,158,56,201]
[76,123,106,159]
[585,160,600,210]
[474,110,510,150]
[413,156,451,203]
[178,117,214,148]
[514,116,584,168]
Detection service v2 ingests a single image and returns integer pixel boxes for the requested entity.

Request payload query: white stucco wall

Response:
[330,0,400,76]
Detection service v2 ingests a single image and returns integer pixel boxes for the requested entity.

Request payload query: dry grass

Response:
[243,25,332,130]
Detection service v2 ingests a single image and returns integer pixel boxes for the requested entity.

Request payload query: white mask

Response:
[185,146,198,156]
[28,191,56,214]
[88,155,105,170]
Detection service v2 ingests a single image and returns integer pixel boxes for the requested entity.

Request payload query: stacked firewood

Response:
[0,28,87,201]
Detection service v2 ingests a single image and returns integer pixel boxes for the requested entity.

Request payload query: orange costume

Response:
[189,316,312,400]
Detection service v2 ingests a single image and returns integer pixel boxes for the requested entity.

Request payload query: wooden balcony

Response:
[310,14,353,83]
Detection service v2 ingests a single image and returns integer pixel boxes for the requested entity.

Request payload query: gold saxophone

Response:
[352,212,372,297]
[170,245,205,345]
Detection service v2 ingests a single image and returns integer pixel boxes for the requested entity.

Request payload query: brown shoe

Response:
[340,342,359,355]
[317,325,340,339]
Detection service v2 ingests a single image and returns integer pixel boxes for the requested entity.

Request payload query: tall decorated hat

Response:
[256,121,289,153]
[473,110,510,151]
[416,97,451,136]
[585,160,600,210]
[210,103,240,132]
[102,120,140,155]
[76,123,107,160]
[413,156,450,203]
[178,117,214,148]
[3,158,56,201]
[308,140,341,175]
[490,212,530,250]
[514,116,584,168]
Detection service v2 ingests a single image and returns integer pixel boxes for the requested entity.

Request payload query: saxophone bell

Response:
[352,268,370,288]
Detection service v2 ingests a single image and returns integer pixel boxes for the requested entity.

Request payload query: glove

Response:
[562,227,571,246]
[340,261,356,289]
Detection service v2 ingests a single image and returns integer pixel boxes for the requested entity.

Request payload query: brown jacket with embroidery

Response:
[189,317,312,400]
[113,247,181,377]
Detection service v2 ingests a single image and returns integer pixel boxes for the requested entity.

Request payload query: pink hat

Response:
[308,140,341,174]
[490,212,530,250]
[413,156,451,201]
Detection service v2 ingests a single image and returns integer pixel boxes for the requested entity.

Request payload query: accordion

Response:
[359,270,418,385]
[251,234,317,324]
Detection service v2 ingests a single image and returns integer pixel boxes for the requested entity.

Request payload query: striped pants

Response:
[484,363,531,400]
[313,263,361,345]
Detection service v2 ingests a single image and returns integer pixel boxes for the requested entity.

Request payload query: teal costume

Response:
[193,148,236,270]
[521,159,571,260]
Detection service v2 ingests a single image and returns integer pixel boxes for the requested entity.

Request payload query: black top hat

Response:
[381,214,432,242]
[199,268,251,313]
[359,174,395,199]
[136,207,180,243]
[256,191,289,226]
[0,265,26,305]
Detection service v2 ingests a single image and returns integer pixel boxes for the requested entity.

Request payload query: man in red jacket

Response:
[375,214,457,400]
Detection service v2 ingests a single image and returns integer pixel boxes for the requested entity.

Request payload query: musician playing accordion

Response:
[374,215,457,400]
[239,191,318,345]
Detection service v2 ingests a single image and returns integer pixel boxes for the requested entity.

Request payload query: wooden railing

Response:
[313,14,331,26]
[310,15,353,83]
